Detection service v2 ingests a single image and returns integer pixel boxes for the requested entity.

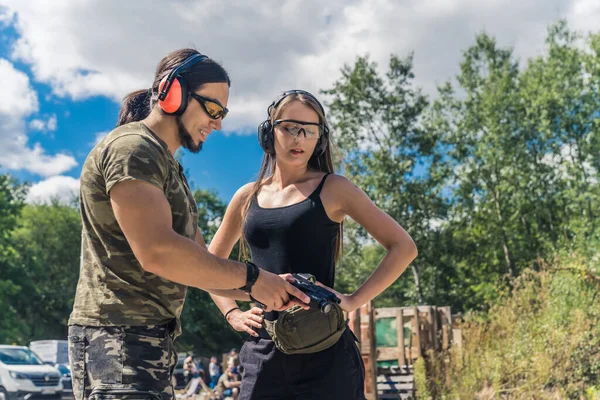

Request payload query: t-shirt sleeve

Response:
[101,134,168,195]
[215,375,227,392]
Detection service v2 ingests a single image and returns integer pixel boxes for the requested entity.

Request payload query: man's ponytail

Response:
[116,89,152,127]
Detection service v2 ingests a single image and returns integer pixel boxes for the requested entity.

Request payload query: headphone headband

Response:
[268,89,326,118]
[158,53,208,101]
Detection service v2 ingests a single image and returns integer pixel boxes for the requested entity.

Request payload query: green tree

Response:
[426,21,599,308]
[427,33,530,307]
[10,201,82,341]
[0,174,29,343]
[323,54,451,307]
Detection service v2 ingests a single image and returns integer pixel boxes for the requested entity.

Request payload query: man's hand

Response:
[273,273,311,311]
[251,269,310,311]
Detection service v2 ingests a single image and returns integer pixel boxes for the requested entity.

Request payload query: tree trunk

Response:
[411,264,424,304]
[492,186,515,275]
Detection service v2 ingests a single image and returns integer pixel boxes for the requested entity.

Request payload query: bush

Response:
[423,256,600,399]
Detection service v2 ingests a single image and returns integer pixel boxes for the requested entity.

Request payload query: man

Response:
[215,368,241,400]
[67,49,309,400]
[209,356,220,389]
[228,349,239,369]
[183,353,199,386]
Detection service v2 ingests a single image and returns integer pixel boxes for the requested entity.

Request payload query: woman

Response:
[208,90,418,399]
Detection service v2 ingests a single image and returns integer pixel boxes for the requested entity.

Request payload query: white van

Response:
[28,342,68,366]
[28,341,72,399]
[0,345,63,400]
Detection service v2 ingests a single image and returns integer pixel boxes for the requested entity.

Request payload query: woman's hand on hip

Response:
[226,307,264,337]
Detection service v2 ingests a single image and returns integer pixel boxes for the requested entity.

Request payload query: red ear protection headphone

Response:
[157,53,207,115]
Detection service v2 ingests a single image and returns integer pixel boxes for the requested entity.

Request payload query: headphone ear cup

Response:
[158,76,188,115]
[258,120,275,154]
[313,127,329,157]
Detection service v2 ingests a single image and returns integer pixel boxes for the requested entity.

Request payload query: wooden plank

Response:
[453,328,463,348]
[426,306,434,350]
[377,346,399,361]
[361,301,378,400]
[438,306,449,350]
[440,306,452,325]
[369,302,378,400]
[382,365,413,375]
[401,308,415,317]
[432,306,439,351]
[441,306,453,346]
[407,346,421,360]
[377,375,414,383]
[396,308,406,366]
[375,307,401,319]
[442,324,449,351]
[378,368,413,378]
[377,383,414,391]
[412,307,422,358]
[417,306,433,350]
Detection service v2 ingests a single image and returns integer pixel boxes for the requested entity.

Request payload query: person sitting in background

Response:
[215,367,240,400]
[183,352,199,386]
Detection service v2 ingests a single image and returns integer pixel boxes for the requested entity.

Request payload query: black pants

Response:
[238,328,366,400]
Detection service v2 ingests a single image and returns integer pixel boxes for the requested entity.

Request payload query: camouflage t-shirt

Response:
[69,122,198,337]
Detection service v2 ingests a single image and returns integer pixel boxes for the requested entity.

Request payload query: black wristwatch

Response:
[238,261,260,294]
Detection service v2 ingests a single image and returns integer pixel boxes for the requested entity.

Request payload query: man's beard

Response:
[177,117,203,153]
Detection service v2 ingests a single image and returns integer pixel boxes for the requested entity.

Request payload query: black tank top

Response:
[243,174,340,319]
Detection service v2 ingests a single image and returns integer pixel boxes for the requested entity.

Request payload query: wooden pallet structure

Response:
[348,302,459,400]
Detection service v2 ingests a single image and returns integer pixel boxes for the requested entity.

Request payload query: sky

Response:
[0,0,598,203]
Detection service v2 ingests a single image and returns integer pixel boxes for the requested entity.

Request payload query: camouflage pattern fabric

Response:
[68,323,177,400]
[69,121,198,338]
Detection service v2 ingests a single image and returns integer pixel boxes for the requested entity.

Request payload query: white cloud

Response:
[0,5,13,24]
[26,175,80,204]
[29,118,44,130]
[29,114,57,132]
[0,0,598,136]
[0,58,37,115]
[0,58,77,176]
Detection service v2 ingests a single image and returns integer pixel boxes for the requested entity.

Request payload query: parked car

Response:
[29,341,72,399]
[0,345,63,400]
[52,365,72,400]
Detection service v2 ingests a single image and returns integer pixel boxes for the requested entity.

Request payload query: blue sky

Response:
[0,1,592,204]
[0,21,267,202]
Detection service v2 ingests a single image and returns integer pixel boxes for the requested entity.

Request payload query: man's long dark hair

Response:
[116,48,230,127]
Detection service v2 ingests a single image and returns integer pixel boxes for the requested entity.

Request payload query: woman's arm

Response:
[206,184,265,336]
[324,175,418,313]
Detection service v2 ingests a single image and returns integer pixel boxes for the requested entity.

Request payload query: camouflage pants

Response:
[68,323,177,400]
